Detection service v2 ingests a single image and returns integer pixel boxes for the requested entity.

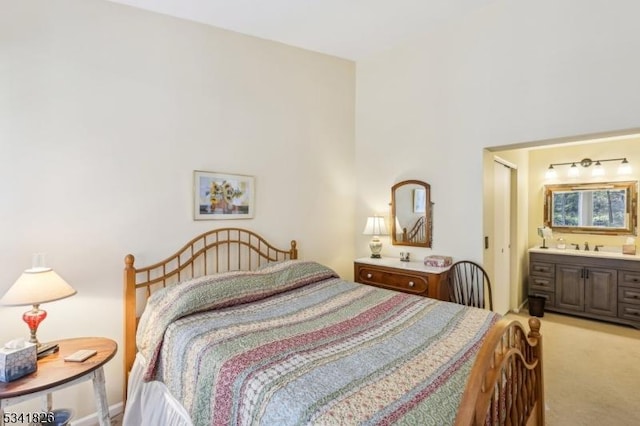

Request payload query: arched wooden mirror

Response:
[392,180,432,247]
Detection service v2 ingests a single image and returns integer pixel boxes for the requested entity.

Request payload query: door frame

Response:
[489,156,517,314]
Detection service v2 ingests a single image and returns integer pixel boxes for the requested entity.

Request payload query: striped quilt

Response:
[136,260,500,426]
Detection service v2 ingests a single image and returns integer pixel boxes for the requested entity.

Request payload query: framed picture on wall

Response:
[193,170,255,220]
[413,188,426,213]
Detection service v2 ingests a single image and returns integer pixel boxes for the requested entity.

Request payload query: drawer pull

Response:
[366,273,372,279]
[632,278,639,282]
[408,281,415,287]
[535,280,548,285]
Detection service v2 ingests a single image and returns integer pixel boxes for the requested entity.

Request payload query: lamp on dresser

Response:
[0,254,76,354]
[363,216,389,258]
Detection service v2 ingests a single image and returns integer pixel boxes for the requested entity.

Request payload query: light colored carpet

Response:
[506,310,640,426]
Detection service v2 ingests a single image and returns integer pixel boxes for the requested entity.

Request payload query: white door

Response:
[493,160,511,314]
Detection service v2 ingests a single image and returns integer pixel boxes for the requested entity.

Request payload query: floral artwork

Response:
[194,171,255,220]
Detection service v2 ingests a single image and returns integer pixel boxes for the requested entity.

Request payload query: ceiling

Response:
[106,0,493,60]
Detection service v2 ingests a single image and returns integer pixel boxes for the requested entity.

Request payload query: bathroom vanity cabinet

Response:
[555,263,617,317]
[529,249,640,328]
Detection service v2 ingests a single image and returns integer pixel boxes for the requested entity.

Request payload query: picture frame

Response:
[193,171,255,220]
[413,188,426,213]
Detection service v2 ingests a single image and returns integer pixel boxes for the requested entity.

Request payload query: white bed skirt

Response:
[123,353,193,426]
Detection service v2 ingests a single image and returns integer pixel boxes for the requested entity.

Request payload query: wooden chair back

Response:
[448,260,493,310]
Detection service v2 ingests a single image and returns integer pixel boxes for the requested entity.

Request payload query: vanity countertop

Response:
[528,246,640,261]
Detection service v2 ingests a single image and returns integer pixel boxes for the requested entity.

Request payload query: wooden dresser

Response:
[354,257,450,301]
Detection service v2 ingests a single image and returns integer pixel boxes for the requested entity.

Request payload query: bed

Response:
[122,228,544,425]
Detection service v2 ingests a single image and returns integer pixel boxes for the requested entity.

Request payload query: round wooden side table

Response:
[0,337,117,426]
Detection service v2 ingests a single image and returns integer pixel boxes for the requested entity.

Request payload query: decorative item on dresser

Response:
[123,228,544,425]
[354,256,450,301]
[391,180,433,248]
[362,216,388,258]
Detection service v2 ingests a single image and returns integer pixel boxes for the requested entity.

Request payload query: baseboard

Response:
[71,402,123,426]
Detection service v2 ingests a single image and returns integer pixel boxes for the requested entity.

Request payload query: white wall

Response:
[0,0,355,416]
[356,0,640,264]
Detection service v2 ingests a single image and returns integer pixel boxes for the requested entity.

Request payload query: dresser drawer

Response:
[618,270,640,289]
[356,265,429,295]
[618,303,640,323]
[618,286,640,305]
[530,261,554,278]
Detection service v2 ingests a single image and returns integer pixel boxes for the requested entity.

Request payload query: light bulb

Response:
[618,158,632,175]
[545,165,557,179]
[568,163,579,177]
[592,161,605,177]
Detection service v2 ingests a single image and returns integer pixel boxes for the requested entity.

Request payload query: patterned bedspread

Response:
[136,260,500,426]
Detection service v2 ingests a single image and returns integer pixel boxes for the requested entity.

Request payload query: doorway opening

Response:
[482,128,640,313]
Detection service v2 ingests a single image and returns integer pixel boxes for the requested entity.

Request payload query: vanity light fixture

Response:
[545,157,632,179]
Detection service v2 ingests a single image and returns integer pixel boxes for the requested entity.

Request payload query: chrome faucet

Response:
[594,245,604,252]
[571,243,580,250]
[584,242,590,251]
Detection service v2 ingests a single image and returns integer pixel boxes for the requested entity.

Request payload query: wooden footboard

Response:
[123,228,297,400]
[455,317,544,426]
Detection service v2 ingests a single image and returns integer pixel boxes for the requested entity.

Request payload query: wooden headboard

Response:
[122,228,297,398]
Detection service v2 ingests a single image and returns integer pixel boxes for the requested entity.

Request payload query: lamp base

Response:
[369,236,383,259]
[22,304,47,346]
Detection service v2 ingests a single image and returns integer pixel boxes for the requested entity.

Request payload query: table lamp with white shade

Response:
[363,216,389,258]
[0,254,76,353]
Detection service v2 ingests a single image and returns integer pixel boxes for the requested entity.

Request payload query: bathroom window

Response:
[551,189,626,228]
